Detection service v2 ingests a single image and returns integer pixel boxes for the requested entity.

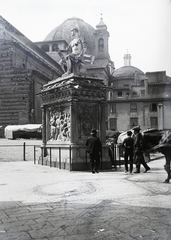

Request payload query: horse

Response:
[153,131,171,183]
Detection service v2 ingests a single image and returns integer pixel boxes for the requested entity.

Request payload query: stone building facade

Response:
[0,16,63,130]
[108,53,171,131]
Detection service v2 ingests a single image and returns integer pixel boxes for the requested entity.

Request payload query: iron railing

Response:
[0,143,124,170]
[39,144,124,171]
[0,143,41,162]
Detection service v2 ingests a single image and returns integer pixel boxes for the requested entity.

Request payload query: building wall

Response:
[163,101,171,129]
[32,71,50,124]
[0,69,32,125]
[0,39,61,128]
[146,71,167,83]
[108,71,171,132]
[0,69,50,127]
[108,101,161,131]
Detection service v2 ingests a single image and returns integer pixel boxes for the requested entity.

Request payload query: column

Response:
[49,44,52,52]
[158,103,164,130]
[46,108,50,141]
[100,101,107,144]
[42,106,47,156]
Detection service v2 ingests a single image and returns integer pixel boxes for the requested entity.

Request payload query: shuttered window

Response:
[109,118,117,131]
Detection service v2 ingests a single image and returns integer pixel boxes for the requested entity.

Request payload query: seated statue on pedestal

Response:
[55,27,88,77]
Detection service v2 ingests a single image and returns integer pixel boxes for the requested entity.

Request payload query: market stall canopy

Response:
[106,130,121,144]
[5,124,42,139]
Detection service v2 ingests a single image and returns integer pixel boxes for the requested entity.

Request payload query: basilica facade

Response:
[0,15,171,136]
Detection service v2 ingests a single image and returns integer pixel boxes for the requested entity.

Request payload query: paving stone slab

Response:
[0,157,171,239]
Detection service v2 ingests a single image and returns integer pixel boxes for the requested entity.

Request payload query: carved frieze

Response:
[40,76,108,105]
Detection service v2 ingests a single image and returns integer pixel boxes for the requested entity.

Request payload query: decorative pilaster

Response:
[42,106,46,146]
[100,101,107,144]
[70,99,78,144]
[46,109,50,141]
[158,103,164,130]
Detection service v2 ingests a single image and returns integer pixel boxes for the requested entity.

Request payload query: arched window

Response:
[41,44,49,52]
[98,38,104,52]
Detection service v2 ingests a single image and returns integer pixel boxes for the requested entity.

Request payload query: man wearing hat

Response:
[86,129,102,173]
[122,130,134,174]
[133,126,150,173]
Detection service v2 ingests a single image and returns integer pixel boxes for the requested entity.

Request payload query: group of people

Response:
[86,126,151,175]
[122,126,150,174]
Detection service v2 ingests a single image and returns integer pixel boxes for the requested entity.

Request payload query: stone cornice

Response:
[39,75,109,106]
[108,97,171,103]
[148,82,171,85]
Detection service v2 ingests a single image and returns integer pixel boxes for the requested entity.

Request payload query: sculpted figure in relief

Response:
[49,110,70,142]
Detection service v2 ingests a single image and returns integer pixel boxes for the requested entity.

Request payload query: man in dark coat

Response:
[86,129,102,173]
[133,126,150,173]
[123,130,134,174]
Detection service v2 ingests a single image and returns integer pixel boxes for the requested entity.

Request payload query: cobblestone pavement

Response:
[0,140,171,239]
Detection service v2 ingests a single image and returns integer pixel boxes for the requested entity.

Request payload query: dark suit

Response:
[123,136,134,173]
[134,132,150,172]
[86,135,102,172]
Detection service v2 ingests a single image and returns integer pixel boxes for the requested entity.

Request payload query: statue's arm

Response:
[66,44,72,54]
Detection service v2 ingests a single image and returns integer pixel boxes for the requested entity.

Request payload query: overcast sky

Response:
[1,0,171,76]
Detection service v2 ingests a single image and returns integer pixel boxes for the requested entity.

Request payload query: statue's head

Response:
[71,27,79,37]
[71,27,79,33]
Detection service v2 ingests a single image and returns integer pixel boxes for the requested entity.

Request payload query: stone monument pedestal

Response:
[39,74,111,171]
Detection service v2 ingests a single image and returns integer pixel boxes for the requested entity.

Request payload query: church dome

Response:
[44,17,95,55]
[112,66,145,78]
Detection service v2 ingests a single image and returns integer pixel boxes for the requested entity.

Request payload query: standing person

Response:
[122,130,134,174]
[108,142,117,170]
[133,126,150,173]
[86,129,102,174]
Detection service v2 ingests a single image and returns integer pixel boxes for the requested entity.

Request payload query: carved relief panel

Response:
[48,105,70,142]
[78,104,98,139]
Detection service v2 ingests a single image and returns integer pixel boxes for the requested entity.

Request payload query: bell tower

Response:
[94,14,110,59]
